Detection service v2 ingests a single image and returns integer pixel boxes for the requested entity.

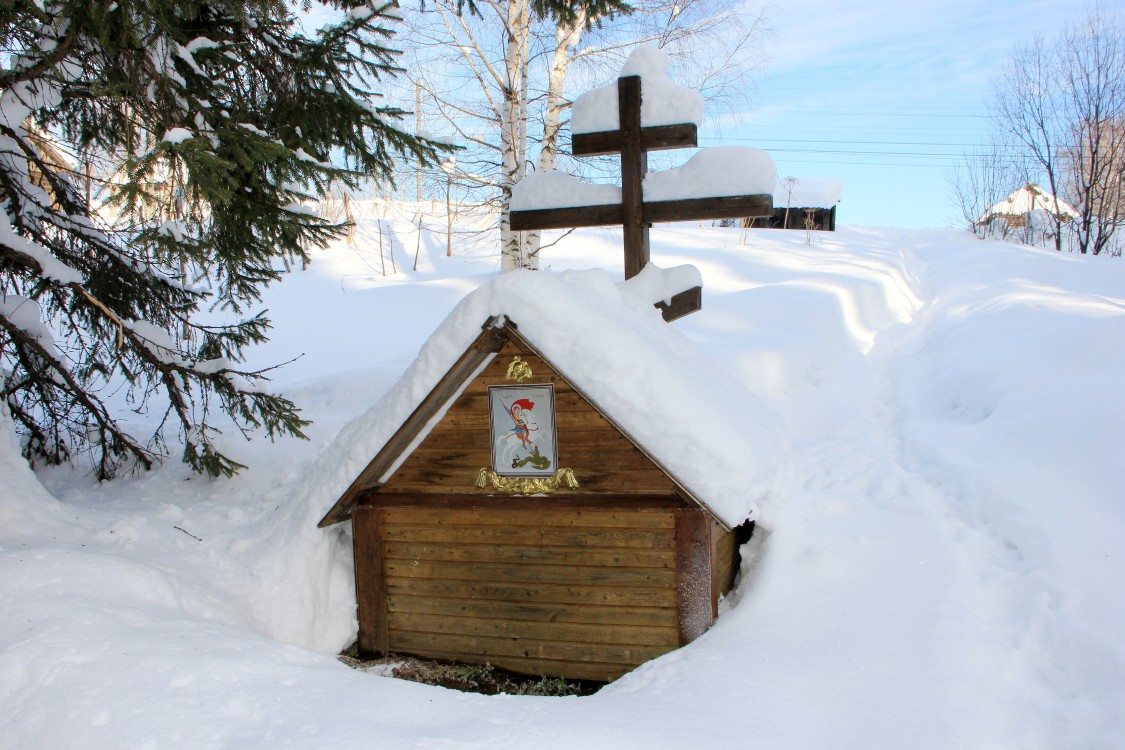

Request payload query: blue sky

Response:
[698,0,1074,227]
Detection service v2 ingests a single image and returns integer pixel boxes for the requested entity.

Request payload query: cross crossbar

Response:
[510,74,773,321]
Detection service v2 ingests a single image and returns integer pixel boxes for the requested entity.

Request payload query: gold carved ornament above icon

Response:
[505,355,533,382]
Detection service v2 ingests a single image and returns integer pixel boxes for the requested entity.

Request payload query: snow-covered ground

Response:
[2,209,1123,749]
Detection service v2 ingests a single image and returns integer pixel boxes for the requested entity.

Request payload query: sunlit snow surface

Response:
[2,208,1124,749]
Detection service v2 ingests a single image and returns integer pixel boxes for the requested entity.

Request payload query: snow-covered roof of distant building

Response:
[311,266,785,530]
[773,177,844,209]
[981,184,1079,222]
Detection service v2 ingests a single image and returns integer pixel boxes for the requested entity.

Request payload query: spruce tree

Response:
[0,0,444,479]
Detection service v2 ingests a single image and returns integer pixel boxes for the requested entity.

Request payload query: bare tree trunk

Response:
[521,9,588,267]
[995,36,1067,252]
[947,139,1018,239]
[1059,14,1125,255]
[499,0,531,272]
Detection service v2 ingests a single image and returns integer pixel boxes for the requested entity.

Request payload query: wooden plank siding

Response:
[381,340,679,498]
[341,323,742,682]
[356,505,690,682]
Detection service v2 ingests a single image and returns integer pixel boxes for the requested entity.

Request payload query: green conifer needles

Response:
[0,1,446,478]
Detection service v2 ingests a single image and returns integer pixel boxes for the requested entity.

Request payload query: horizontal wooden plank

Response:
[384,558,676,587]
[380,523,674,548]
[382,507,675,529]
[508,195,773,232]
[644,194,774,223]
[385,576,677,607]
[388,630,671,669]
[510,203,623,231]
[386,594,678,627]
[387,611,679,647]
[383,540,675,568]
[361,494,689,512]
[570,122,698,156]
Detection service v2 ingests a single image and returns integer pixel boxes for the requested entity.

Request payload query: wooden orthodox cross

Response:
[510,75,773,321]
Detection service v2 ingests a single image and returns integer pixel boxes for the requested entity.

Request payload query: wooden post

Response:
[618,76,650,280]
[353,507,388,655]
[674,508,714,645]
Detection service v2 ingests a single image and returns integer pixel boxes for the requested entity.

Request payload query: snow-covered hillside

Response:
[2,212,1123,749]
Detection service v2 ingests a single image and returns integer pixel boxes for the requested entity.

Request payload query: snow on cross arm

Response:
[644,147,777,202]
[509,171,622,211]
[570,46,705,135]
[773,176,845,209]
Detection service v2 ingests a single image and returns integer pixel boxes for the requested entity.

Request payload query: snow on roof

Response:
[773,177,845,209]
[570,46,704,135]
[309,266,784,529]
[982,184,1079,222]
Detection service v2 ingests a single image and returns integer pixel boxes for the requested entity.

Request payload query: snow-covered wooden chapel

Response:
[317,47,782,683]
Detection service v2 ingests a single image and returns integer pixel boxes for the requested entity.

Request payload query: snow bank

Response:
[2,219,1124,750]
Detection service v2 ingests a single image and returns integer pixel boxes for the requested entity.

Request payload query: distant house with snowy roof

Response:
[316,268,783,682]
[743,177,844,231]
[978,184,1079,228]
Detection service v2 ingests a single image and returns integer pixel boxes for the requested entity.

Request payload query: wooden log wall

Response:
[355,505,686,682]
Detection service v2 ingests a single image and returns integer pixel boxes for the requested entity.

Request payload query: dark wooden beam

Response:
[619,76,649,280]
[353,507,389,656]
[510,202,623,231]
[655,286,702,322]
[571,122,698,157]
[510,194,774,232]
[644,194,774,224]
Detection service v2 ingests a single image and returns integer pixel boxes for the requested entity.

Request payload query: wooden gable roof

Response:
[318,318,706,528]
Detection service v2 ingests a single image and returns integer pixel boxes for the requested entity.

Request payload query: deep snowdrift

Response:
[2,215,1123,749]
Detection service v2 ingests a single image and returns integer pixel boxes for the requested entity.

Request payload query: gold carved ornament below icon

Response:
[505,356,533,382]
[475,468,579,494]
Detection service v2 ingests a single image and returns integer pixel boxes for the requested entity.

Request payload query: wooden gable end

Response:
[381,333,679,498]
